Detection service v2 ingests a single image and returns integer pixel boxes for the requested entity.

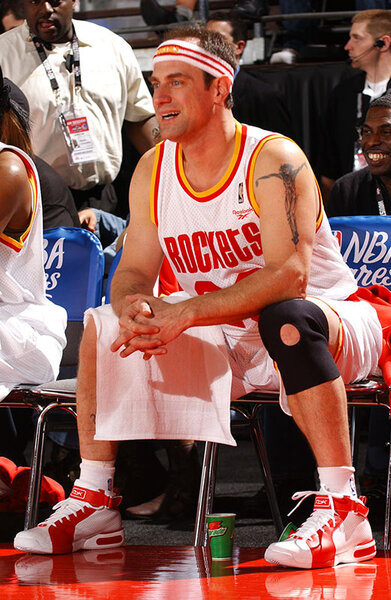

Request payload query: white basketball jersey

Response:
[0,142,66,336]
[150,123,357,333]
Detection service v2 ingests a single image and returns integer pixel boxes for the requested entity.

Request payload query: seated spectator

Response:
[326,93,391,523]
[0,65,67,424]
[326,94,391,216]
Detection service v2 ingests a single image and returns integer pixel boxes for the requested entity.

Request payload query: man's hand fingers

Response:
[110,331,132,353]
[143,347,167,360]
[139,301,153,316]
[118,337,165,358]
[117,315,159,335]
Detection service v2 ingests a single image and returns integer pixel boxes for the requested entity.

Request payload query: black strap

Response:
[375,177,391,215]
[32,25,81,96]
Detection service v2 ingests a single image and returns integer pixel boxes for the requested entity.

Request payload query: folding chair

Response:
[194,216,391,551]
[0,227,104,529]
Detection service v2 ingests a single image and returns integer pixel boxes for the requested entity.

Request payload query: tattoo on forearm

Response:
[256,162,307,248]
[90,413,96,425]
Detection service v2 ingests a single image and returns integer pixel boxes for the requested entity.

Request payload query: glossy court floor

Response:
[1,544,391,600]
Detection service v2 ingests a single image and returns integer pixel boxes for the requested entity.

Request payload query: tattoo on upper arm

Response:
[256,162,307,248]
[90,413,96,425]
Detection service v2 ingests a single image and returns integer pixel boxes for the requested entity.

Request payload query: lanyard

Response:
[32,26,81,104]
[374,177,391,216]
[376,185,387,215]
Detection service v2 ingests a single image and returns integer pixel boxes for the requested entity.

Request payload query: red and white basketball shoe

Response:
[264,485,376,569]
[13,480,124,554]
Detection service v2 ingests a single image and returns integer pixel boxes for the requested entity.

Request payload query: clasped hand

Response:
[110,294,185,360]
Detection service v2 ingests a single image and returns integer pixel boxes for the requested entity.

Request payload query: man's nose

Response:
[366,131,383,146]
[344,39,352,52]
[40,2,54,15]
[153,87,171,106]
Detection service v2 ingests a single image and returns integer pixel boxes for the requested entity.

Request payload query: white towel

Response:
[86,297,236,446]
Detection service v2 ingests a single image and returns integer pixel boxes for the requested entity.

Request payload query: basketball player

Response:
[14,28,381,570]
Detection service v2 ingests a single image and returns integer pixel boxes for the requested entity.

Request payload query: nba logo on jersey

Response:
[238,182,244,204]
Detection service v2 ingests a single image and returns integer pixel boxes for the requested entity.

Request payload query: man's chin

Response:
[368,165,390,177]
[35,24,58,41]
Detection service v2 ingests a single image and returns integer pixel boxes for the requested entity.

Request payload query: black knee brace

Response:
[258,299,340,395]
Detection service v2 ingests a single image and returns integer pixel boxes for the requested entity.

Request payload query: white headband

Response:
[153,39,234,87]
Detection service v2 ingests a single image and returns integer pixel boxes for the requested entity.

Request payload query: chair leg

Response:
[350,406,360,465]
[193,442,218,547]
[24,405,49,530]
[24,403,77,530]
[384,430,391,551]
[250,415,284,538]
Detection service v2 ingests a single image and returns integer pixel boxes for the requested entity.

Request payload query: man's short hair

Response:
[352,9,391,40]
[207,10,248,44]
[163,26,236,109]
[164,26,237,72]
[370,93,391,110]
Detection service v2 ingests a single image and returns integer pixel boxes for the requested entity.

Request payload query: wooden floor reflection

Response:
[1,544,391,599]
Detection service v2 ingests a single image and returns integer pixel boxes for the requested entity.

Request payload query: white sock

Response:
[176,5,193,19]
[318,466,357,498]
[79,458,116,493]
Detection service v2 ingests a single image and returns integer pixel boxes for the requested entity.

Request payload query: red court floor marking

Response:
[1,544,391,599]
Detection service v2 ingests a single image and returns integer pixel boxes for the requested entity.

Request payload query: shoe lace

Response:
[287,484,338,540]
[42,497,88,525]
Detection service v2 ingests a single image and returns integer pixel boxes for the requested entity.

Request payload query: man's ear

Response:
[380,35,391,51]
[215,76,232,105]
[235,40,246,60]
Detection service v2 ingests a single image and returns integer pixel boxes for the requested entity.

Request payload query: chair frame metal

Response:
[0,383,77,529]
[193,379,391,551]
[5,375,389,550]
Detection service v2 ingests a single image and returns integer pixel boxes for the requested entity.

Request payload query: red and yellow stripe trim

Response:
[150,141,166,226]
[314,177,323,232]
[175,121,247,202]
[246,135,324,230]
[246,134,285,215]
[0,150,38,253]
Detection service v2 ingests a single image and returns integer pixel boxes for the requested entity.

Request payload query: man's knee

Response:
[258,299,340,395]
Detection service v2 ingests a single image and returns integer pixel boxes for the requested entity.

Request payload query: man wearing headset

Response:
[320,9,391,201]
